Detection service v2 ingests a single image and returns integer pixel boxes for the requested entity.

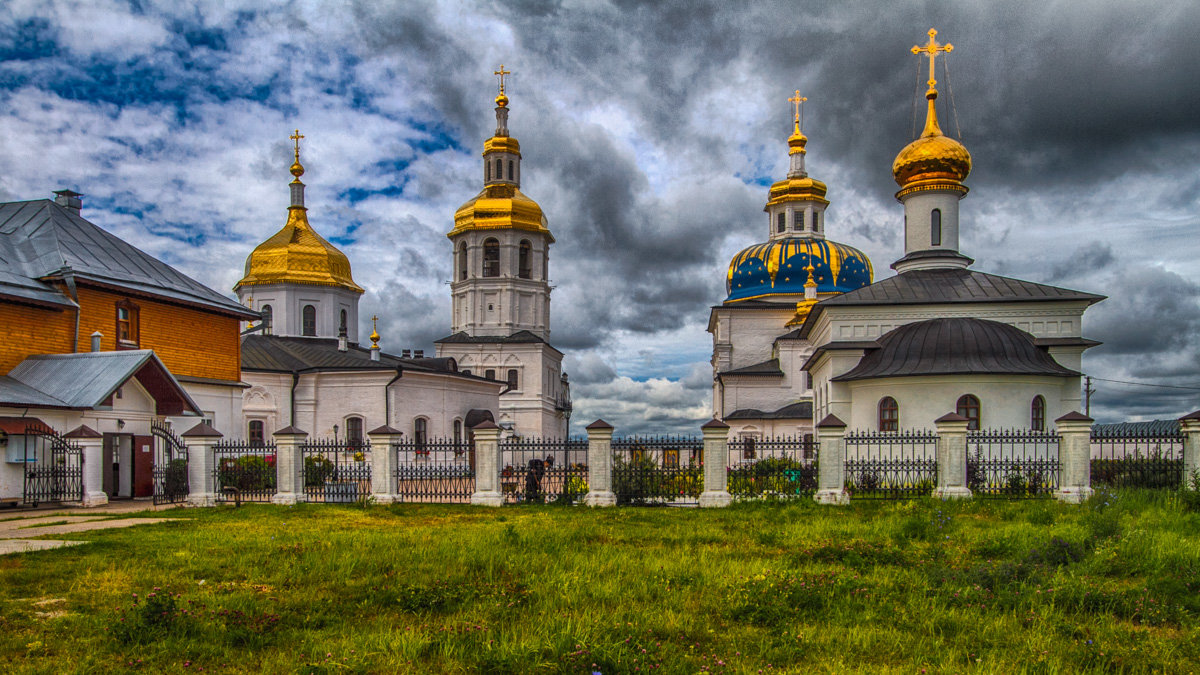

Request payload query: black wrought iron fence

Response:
[301,438,372,503]
[611,436,703,506]
[395,437,475,503]
[22,425,83,506]
[1090,428,1184,489]
[967,429,1060,498]
[501,437,588,504]
[151,420,189,505]
[844,430,938,499]
[213,440,277,502]
[728,436,818,500]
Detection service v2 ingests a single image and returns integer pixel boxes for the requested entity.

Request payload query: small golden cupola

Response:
[235,131,364,294]
[892,29,972,200]
[448,66,554,242]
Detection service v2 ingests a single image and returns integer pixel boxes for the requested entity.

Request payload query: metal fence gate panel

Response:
[728,436,818,501]
[151,420,190,505]
[1090,429,1184,489]
[22,426,84,506]
[611,436,704,506]
[844,430,938,499]
[301,439,372,503]
[394,437,475,503]
[967,430,1060,498]
[213,440,278,502]
[501,438,588,504]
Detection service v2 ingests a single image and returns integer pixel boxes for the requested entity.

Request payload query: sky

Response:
[1,0,1198,434]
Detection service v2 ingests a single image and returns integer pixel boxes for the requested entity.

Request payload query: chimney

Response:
[401,349,411,358]
[54,189,83,214]
[90,331,102,352]
[414,349,424,358]
[370,345,380,362]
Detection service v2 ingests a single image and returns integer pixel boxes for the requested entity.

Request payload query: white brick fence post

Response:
[470,420,504,506]
[699,418,732,507]
[1180,410,1200,489]
[66,425,106,507]
[1055,411,1094,504]
[368,425,404,504]
[584,420,616,507]
[814,414,850,505]
[182,422,222,507]
[272,426,307,505]
[933,413,972,500]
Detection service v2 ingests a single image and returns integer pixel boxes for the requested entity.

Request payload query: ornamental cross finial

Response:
[912,28,953,90]
[290,129,304,160]
[493,65,511,94]
[788,90,807,131]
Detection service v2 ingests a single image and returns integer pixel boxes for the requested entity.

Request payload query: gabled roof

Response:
[241,335,501,384]
[0,199,257,318]
[719,359,784,377]
[2,350,201,415]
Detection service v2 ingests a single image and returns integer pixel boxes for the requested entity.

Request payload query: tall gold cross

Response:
[494,65,511,93]
[788,90,807,130]
[290,129,304,160]
[911,28,953,89]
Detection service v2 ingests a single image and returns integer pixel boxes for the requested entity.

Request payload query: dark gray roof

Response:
[725,401,813,420]
[241,335,500,383]
[1091,419,1181,438]
[719,359,783,377]
[832,317,1080,382]
[0,199,256,318]
[2,350,200,414]
[775,329,805,341]
[712,298,796,310]
[435,330,544,344]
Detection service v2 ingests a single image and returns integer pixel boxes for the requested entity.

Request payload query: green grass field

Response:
[1,490,1198,673]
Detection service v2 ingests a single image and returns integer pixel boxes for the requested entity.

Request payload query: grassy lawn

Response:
[1,490,1198,673]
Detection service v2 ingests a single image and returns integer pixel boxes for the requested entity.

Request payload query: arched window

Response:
[518,240,532,279]
[878,396,899,432]
[742,436,757,460]
[482,238,500,277]
[339,309,348,336]
[486,161,491,181]
[453,419,463,449]
[302,305,317,336]
[458,243,468,280]
[494,159,503,180]
[260,304,272,335]
[956,394,981,430]
[507,368,519,389]
[1031,395,1046,431]
[248,420,265,446]
[931,208,942,246]
[346,416,363,449]
[507,160,514,180]
[414,418,427,452]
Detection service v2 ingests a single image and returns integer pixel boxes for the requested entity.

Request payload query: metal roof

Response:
[0,199,256,318]
[1091,419,1181,438]
[719,359,784,377]
[241,335,500,383]
[3,350,201,414]
[725,401,813,420]
[833,317,1080,382]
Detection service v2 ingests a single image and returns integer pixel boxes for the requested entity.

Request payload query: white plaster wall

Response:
[390,371,502,439]
[902,190,961,254]
[437,341,568,437]
[237,283,361,341]
[449,229,553,339]
[177,381,244,436]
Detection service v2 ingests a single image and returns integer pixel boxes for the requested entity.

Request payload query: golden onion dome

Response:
[787,128,807,155]
[766,175,828,207]
[234,207,364,294]
[449,183,554,241]
[892,89,971,196]
[495,93,509,108]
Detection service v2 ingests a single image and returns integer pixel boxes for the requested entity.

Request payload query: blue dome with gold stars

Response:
[726,237,873,302]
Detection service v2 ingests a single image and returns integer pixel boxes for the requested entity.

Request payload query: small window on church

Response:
[1031,395,1046,431]
[458,243,468,280]
[339,309,348,337]
[813,210,821,232]
[482,238,500,277]
[414,418,427,452]
[485,368,496,380]
[115,299,139,348]
[507,369,519,389]
[486,161,491,181]
[931,208,942,246]
[956,394,981,430]
[260,304,272,335]
[878,396,899,432]
[776,212,785,233]
[742,437,756,460]
[461,368,471,376]
[302,305,317,336]
[518,240,532,279]
[248,420,265,446]
[495,159,502,180]
[453,419,463,451]
[508,160,514,180]
[346,416,364,450]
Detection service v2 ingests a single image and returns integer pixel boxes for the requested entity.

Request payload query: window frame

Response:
[956,394,981,431]
[931,208,942,246]
[1031,395,1046,431]
[302,304,317,336]
[414,417,428,453]
[458,243,468,280]
[518,240,532,279]
[260,304,273,335]
[115,299,140,348]
[506,368,519,390]
[248,420,265,446]
[482,238,500,277]
[878,396,899,432]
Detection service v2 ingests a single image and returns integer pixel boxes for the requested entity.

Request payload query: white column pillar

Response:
[367,425,403,504]
[583,420,616,507]
[1055,411,1094,504]
[933,413,972,500]
[67,425,106,507]
[814,414,849,505]
[1179,410,1200,489]
[470,421,504,506]
[699,418,732,507]
[272,426,307,505]
[182,422,221,507]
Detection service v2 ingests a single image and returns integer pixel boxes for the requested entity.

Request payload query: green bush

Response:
[612,452,701,504]
[217,455,277,491]
[728,457,816,498]
[304,455,335,487]
[1179,470,1200,513]
[163,458,189,497]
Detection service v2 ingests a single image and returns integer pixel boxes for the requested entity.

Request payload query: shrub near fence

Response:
[966,430,1060,498]
[1090,427,1184,490]
[728,436,818,501]
[844,430,938,499]
[500,437,588,504]
[213,441,277,502]
[611,436,703,506]
[301,439,372,503]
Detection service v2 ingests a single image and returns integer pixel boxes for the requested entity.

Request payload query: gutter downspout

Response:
[384,367,403,426]
[62,267,80,352]
[290,371,300,427]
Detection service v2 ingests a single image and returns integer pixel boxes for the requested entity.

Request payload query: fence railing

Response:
[394,438,475,503]
[967,429,1060,498]
[301,438,372,503]
[213,440,278,502]
[844,430,938,499]
[611,436,704,505]
[1090,429,1184,489]
[728,436,818,500]
[501,437,589,504]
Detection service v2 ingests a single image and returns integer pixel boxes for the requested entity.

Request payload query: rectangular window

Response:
[485,369,496,380]
[115,300,139,348]
[507,369,519,389]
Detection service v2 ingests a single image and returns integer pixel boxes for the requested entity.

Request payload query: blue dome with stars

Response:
[726,236,873,302]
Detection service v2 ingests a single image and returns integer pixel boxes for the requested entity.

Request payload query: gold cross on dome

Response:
[290,129,304,159]
[912,28,953,89]
[788,90,807,130]
[493,65,511,93]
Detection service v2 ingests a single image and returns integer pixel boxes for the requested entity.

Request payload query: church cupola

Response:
[891,29,974,273]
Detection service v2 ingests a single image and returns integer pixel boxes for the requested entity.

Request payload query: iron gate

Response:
[22,425,84,506]
[151,420,190,505]
[301,438,372,503]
